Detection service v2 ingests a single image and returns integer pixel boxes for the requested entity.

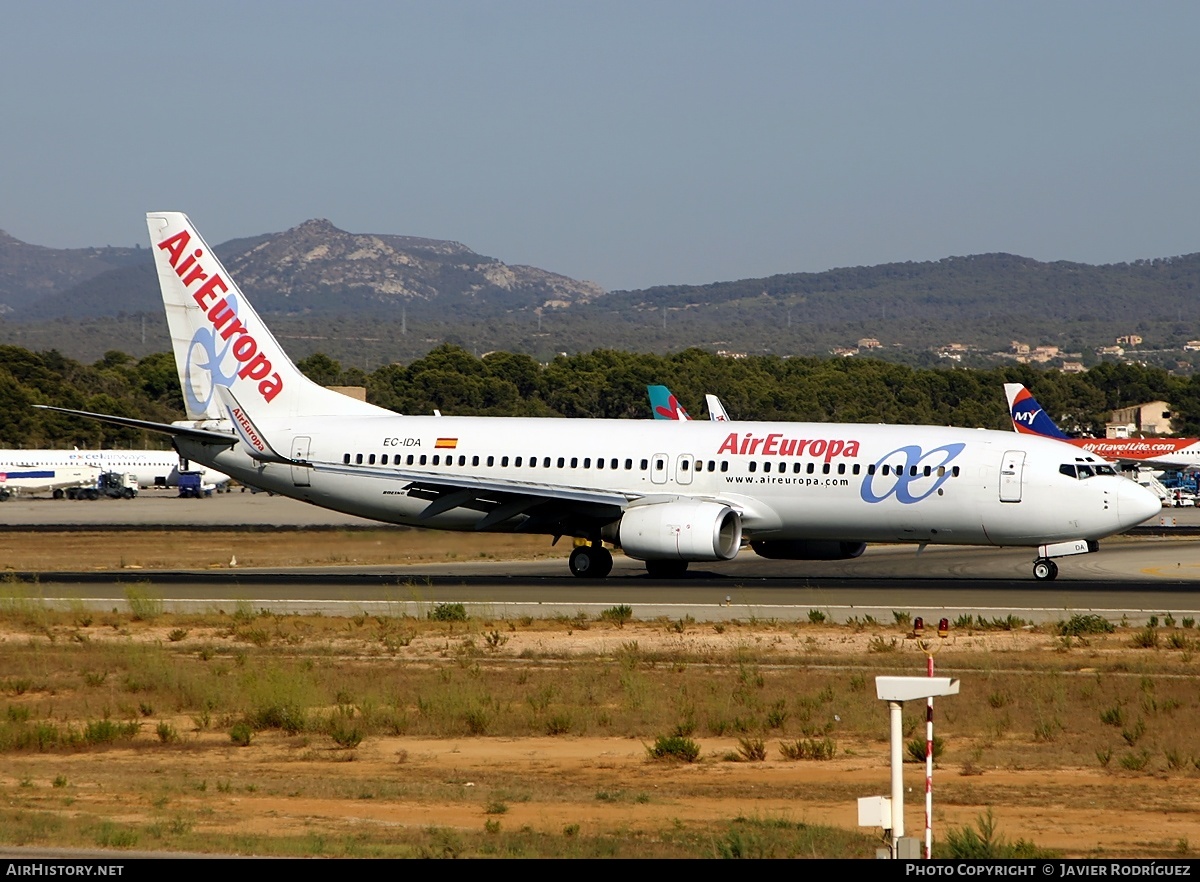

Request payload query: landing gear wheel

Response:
[645,559,689,579]
[1033,558,1058,581]
[569,545,612,579]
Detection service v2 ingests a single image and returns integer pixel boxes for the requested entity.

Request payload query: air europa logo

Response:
[860,443,964,504]
[158,229,283,404]
[229,406,266,453]
[717,432,860,463]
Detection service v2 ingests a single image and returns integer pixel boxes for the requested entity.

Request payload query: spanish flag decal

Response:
[435,438,458,449]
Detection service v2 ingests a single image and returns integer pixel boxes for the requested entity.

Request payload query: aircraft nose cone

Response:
[1117,478,1162,528]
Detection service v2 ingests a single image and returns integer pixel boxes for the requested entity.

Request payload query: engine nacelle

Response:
[618,501,742,562]
[750,539,867,560]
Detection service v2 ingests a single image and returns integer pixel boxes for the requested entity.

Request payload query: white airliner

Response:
[0,449,228,491]
[0,462,103,499]
[39,213,1160,581]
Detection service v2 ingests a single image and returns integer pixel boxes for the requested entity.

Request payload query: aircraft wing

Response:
[311,457,635,531]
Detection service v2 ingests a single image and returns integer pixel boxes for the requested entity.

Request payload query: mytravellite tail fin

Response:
[1004,383,1070,439]
[647,385,691,420]
[147,212,392,421]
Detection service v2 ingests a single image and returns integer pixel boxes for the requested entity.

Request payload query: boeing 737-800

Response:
[39,214,1160,581]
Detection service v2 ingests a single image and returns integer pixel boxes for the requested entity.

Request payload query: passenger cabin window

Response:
[356,454,363,465]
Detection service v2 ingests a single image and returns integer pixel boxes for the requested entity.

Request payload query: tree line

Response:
[2,342,1198,449]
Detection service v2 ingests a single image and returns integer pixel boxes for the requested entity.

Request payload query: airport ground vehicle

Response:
[177,472,213,498]
[96,472,138,499]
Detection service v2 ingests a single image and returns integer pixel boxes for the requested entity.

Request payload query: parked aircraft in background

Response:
[648,386,730,422]
[648,385,692,420]
[1005,383,1200,471]
[0,449,229,490]
[0,463,102,500]
[39,213,1160,582]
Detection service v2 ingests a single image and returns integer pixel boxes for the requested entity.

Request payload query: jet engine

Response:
[618,501,742,562]
[750,539,867,560]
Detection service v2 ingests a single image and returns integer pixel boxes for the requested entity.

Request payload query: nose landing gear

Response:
[1032,558,1059,581]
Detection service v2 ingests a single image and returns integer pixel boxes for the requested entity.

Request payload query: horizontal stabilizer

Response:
[33,405,236,445]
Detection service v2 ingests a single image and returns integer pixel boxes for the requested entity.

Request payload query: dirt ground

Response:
[1,527,1198,858]
[2,615,1198,858]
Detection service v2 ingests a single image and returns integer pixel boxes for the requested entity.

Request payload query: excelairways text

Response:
[158,229,283,403]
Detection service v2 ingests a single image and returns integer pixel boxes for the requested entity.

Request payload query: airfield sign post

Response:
[912,617,951,859]
[872,676,960,859]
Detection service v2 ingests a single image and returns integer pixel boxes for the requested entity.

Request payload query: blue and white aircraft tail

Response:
[1004,383,1069,439]
[150,212,390,424]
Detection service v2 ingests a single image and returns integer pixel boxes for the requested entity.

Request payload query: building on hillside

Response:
[1061,361,1086,374]
[1106,401,1173,438]
[857,337,882,350]
[1116,335,1143,346]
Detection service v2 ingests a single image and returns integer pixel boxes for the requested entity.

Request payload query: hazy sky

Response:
[3,1,1199,291]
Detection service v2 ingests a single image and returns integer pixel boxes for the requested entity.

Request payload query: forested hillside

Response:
[3,344,1198,449]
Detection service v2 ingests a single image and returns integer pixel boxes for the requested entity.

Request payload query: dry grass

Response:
[0,599,1198,857]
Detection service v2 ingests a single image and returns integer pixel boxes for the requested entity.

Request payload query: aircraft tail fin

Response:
[647,385,691,420]
[1004,383,1069,438]
[705,394,730,422]
[147,212,392,422]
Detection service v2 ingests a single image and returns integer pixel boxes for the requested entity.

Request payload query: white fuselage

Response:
[0,449,228,490]
[179,415,1155,548]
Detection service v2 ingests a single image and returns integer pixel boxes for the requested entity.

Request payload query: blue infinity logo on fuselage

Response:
[860,443,965,504]
[184,293,243,416]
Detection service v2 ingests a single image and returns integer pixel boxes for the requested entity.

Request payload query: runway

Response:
[4,491,1199,624]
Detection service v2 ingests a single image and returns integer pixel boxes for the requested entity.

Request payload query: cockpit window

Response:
[1095,464,1117,476]
[1059,464,1076,478]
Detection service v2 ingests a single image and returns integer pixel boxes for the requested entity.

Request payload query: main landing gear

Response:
[569,544,613,579]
